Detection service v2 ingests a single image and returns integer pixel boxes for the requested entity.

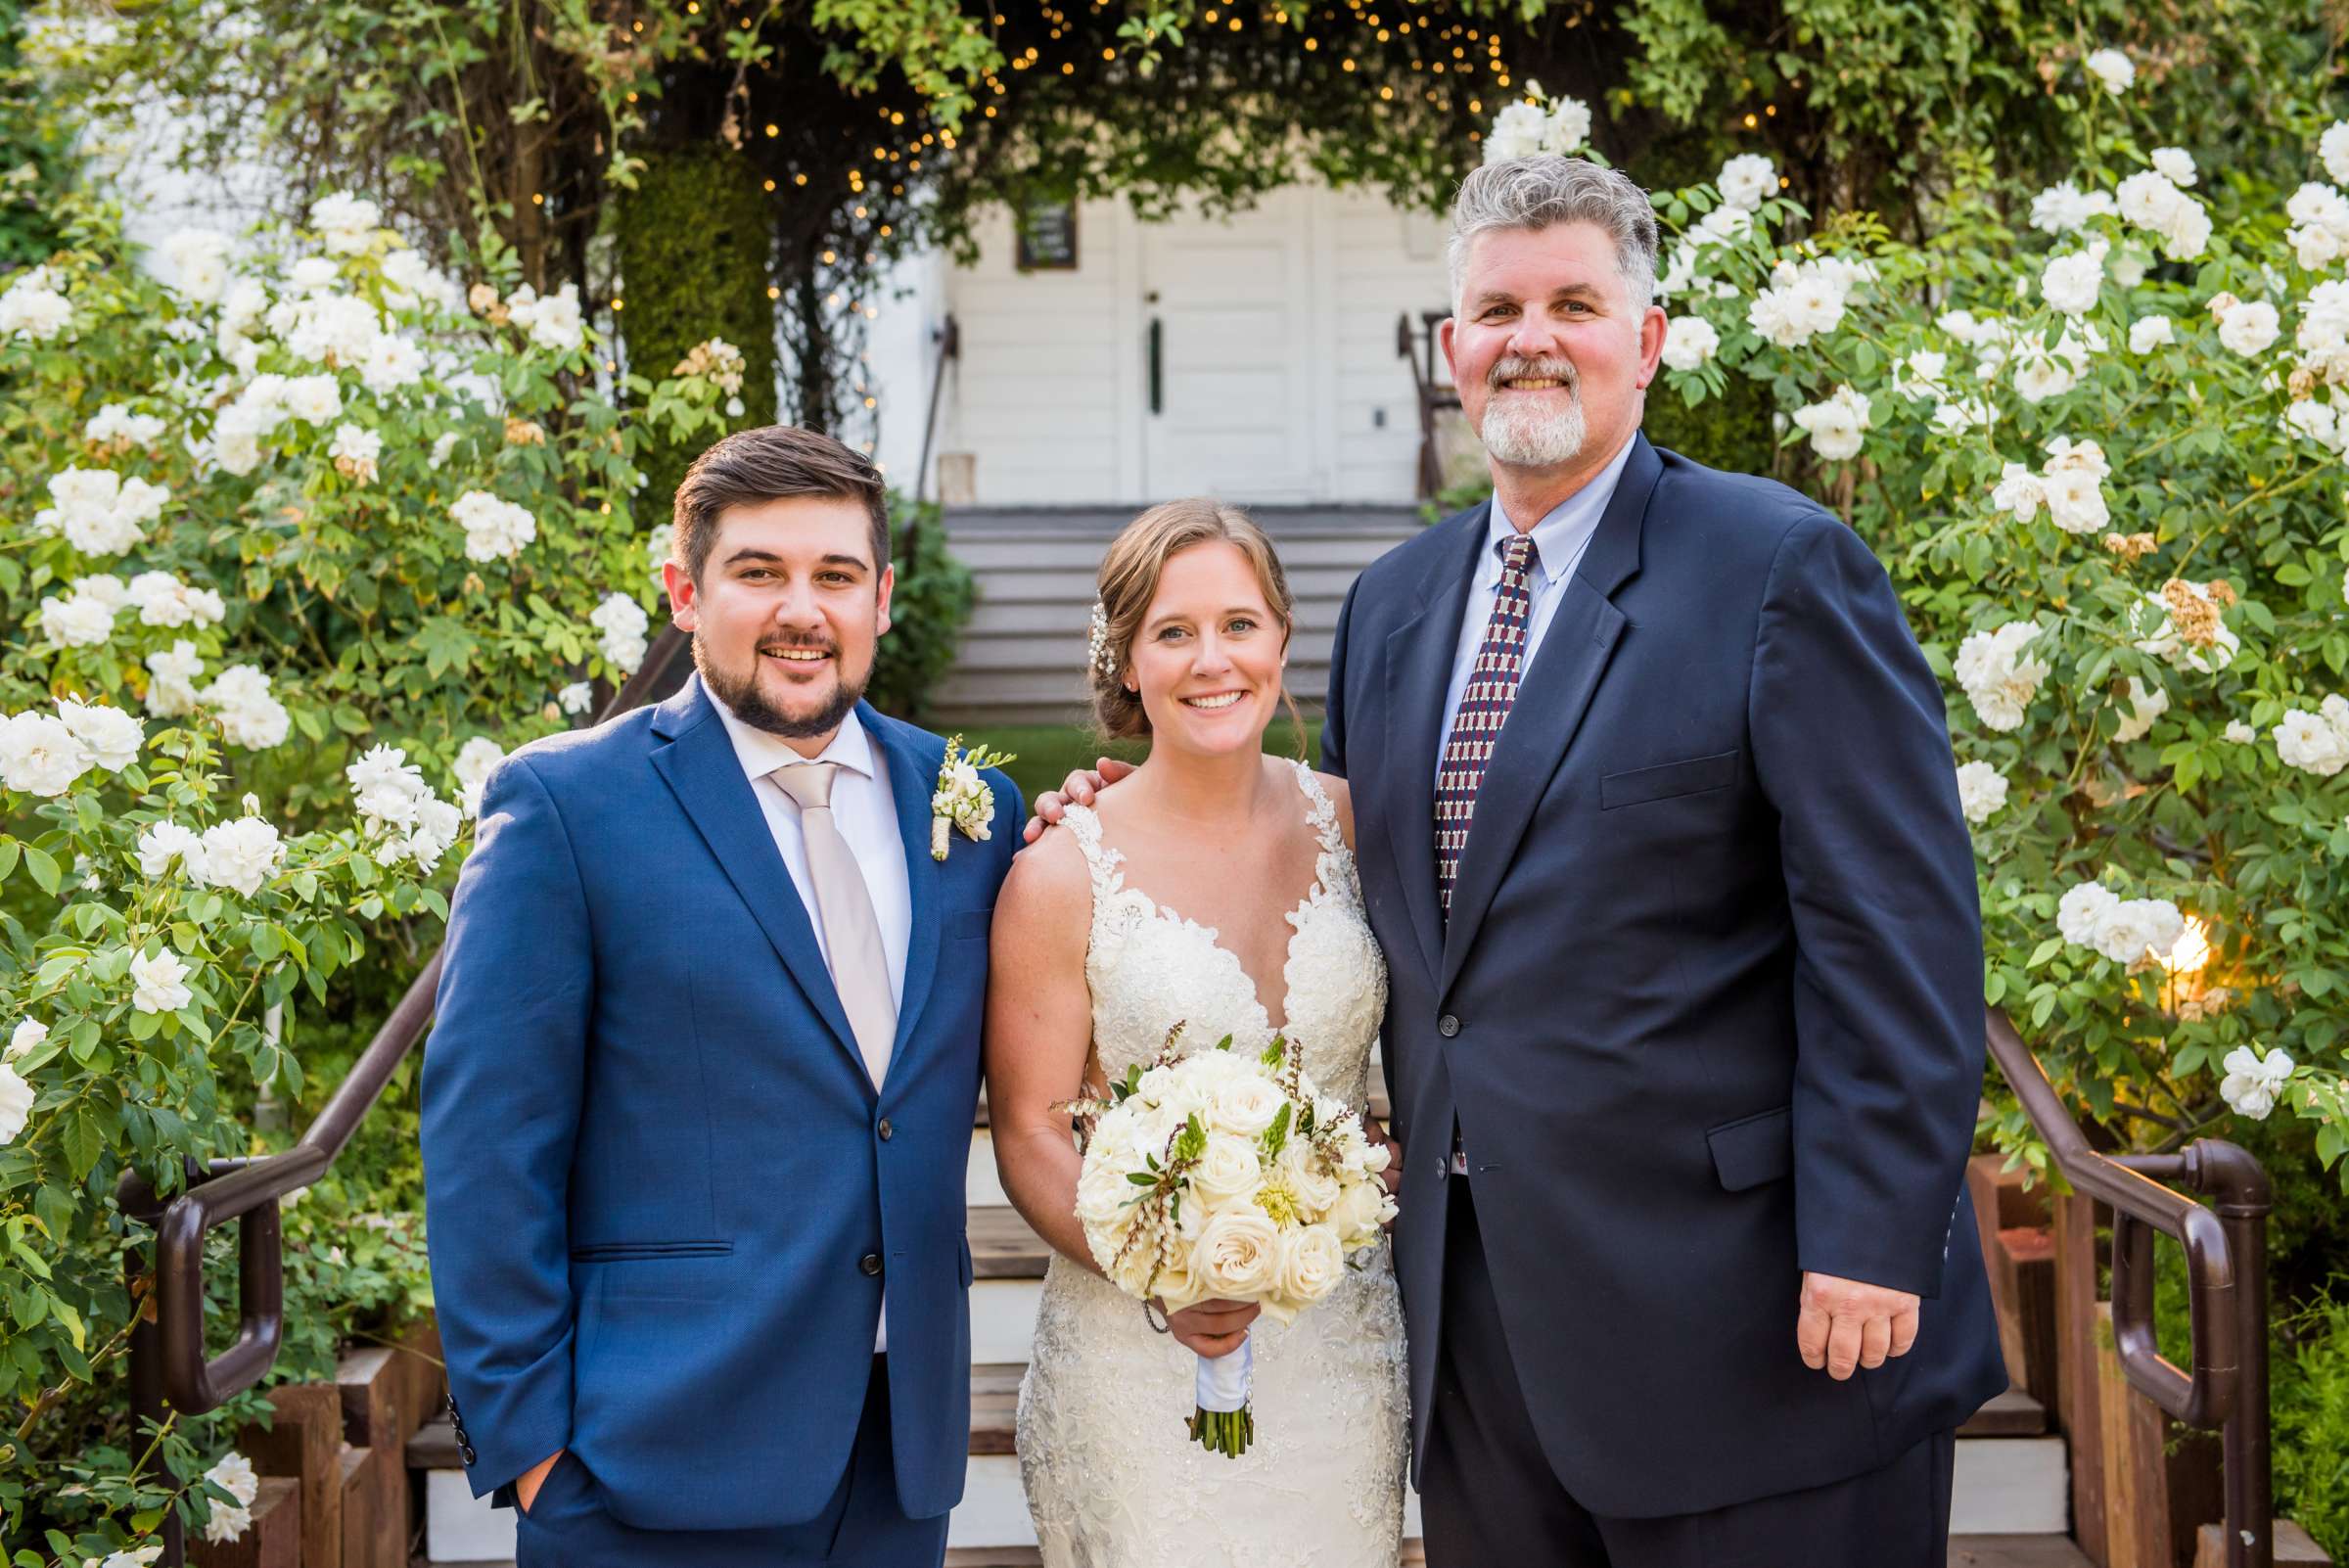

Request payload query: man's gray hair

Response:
[1447,156,1660,314]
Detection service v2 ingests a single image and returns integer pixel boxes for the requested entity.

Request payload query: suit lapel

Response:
[1438,436,1663,996]
[649,676,869,1092]
[864,706,944,1072]
[1382,502,1489,988]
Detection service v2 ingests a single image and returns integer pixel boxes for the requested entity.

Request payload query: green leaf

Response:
[62,1106,103,1180]
[22,845,59,896]
[0,838,18,882]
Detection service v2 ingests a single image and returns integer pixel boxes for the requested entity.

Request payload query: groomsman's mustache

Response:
[1488,355,1580,394]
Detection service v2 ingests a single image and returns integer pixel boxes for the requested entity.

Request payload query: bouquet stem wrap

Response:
[1189,1339,1256,1457]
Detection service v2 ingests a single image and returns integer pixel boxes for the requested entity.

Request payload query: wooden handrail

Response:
[1983,1005,2275,1568]
[116,624,690,1564]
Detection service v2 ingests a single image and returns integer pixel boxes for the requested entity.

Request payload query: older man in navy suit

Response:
[1036,156,2005,1566]
[423,426,1019,1567]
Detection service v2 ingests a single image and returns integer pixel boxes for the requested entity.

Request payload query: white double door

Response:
[1137,189,1319,502]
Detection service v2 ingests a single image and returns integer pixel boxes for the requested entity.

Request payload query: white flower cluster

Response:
[1991,436,2112,534]
[1790,384,1871,460]
[1074,1041,1394,1323]
[1748,256,1871,348]
[159,229,234,304]
[345,745,464,872]
[454,735,507,817]
[136,808,288,898]
[2218,1046,2295,1121]
[210,371,346,477]
[330,424,383,484]
[32,466,169,557]
[2030,181,2117,236]
[127,572,227,628]
[451,489,537,563]
[0,698,143,797]
[86,403,166,449]
[2115,167,2212,261]
[310,193,383,256]
[2056,880,2187,966]
[591,592,651,676]
[201,665,292,750]
[503,282,587,353]
[1954,759,2009,824]
[2129,580,2241,673]
[559,681,595,716]
[130,947,194,1015]
[2111,675,2171,744]
[2130,314,2175,353]
[2273,694,2349,776]
[1483,84,1593,162]
[202,1450,260,1544]
[2010,324,2101,403]
[0,264,71,341]
[1954,621,2050,733]
[1660,314,1721,371]
[145,640,204,718]
[2204,292,2280,358]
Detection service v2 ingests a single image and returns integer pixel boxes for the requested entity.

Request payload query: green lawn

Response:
[957,719,1324,809]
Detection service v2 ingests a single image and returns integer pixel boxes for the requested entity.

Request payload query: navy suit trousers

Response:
[1421,1181,1957,1568]
[515,1357,948,1568]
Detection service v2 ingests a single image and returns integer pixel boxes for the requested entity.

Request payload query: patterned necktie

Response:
[1434,533,1541,918]
[772,761,897,1088]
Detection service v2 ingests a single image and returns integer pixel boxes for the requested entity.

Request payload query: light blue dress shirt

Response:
[1434,431,1640,789]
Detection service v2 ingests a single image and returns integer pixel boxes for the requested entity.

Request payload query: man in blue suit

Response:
[1035,156,2004,1565]
[422,425,1020,1567]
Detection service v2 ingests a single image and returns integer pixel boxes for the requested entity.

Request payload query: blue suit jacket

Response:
[420,675,1021,1530]
[1322,435,2006,1517]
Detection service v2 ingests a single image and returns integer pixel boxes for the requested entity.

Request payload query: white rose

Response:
[2224,720,2255,744]
[1483,101,1549,162]
[202,1500,252,1545]
[559,681,594,715]
[2084,48,2135,95]
[2041,242,2108,316]
[38,593,115,648]
[2275,708,2349,775]
[137,821,205,879]
[2150,147,2197,187]
[2042,469,2108,534]
[2130,315,2174,353]
[130,948,194,1015]
[1542,97,1592,155]
[2095,897,2186,964]
[2323,123,2349,187]
[205,1452,260,1509]
[1189,1132,1265,1211]
[2057,881,2122,947]
[282,373,344,424]
[1274,1223,1348,1309]
[1989,464,2046,522]
[1954,622,2050,733]
[1716,154,1777,211]
[1210,1074,1285,1139]
[2112,676,2170,744]
[1660,314,1720,372]
[56,700,143,771]
[454,735,507,816]
[1790,385,1869,461]
[1327,1176,1393,1244]
[1954,760,2008,825]
[2219,1046,2295,1121]
[196,817,286,898]
[1192,1206,1282,1299]
[2216,298,2280,356]
[0,711,94,796]
[0,1064,31,1146]
[8,1019,47,1063]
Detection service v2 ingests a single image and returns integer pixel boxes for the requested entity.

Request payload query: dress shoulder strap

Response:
[1287,759,1348,857]
[1060,802,1127,903]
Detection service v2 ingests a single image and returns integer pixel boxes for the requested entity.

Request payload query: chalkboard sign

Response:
[1015,200,1079,271]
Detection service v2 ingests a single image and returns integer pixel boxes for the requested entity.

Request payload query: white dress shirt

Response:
[711,695,909,1352]
[1434,430,1640,791]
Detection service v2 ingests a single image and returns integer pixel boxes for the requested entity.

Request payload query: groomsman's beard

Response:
[1477,354,1587,468]
[694,632,867,739]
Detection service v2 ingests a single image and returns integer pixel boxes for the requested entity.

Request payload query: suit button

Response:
[1434,1156,1449,1179]
[459,1444,476,1466]
[877,1119,894,1141]
[860,1253,883,1277]
[1438,1014,1460,1038]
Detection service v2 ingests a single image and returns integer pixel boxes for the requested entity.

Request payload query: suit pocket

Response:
[568,1240,734,1262]
[1600,750,1740,809]
[949,906,993,941]
[1706,1104,1793,1191]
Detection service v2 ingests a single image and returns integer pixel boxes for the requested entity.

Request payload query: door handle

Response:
[1147,316,1163,416]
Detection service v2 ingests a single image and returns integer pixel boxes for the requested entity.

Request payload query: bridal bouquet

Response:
[1063,1024,1397,1456]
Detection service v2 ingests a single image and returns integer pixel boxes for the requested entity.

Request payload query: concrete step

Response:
[964,592,1351,638]
[962,563,1372,603]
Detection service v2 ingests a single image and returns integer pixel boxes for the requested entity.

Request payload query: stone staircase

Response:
[926,507,1425,728]
[407,1054,2088,1566]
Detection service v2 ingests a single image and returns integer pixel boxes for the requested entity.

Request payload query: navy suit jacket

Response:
[1322,435,2006,1517]
[420,675,1021,1530]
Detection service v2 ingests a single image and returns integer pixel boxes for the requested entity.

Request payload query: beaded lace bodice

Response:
[1016,761,1407,1567]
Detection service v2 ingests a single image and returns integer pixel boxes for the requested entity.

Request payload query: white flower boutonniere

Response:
[931,734,1017,860]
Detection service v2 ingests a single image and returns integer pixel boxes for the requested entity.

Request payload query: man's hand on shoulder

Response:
[515,1449,564,1515]
[1796,1271,1920,1380]
[1021,758,1137,843]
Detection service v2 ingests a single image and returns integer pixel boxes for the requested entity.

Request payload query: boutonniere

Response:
[931,735,1018,860]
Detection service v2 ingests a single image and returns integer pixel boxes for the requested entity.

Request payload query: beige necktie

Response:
[772,761,896,1089]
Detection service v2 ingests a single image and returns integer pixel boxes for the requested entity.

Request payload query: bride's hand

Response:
[1161,1297,1260,1359]
[1023,758,1138,844]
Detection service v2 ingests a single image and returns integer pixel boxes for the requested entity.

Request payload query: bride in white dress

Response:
[986,499,1409,1567]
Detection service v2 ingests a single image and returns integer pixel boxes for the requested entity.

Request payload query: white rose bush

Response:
[1612,63,2349,1176]
[0,195,718,1555]
[1062,1025,1396,1457]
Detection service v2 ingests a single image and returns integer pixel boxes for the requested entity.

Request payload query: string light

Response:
[766,285,780,299]
[611,298,624,310]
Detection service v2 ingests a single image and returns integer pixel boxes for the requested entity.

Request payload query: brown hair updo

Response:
[1089,498,1305,748]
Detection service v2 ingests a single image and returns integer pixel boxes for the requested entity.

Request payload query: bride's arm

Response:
[983,833,1103,1274]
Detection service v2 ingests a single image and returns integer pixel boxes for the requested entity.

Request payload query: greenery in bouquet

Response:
[0,188,719,1553]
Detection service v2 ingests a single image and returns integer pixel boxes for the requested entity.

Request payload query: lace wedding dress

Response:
[1017,761,1408,1567]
